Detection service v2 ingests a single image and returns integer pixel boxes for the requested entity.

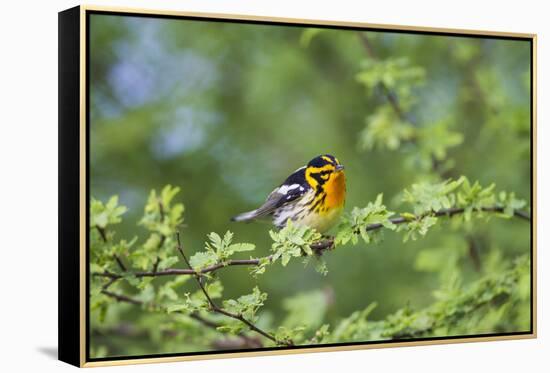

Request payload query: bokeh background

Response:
[89,13,531,357]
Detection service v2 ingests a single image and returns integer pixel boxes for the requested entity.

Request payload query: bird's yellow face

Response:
[305,155,346,212]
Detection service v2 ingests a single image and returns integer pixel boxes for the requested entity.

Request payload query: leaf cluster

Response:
[398,176,528,241]
[263,220,327,275]
[190,231,255,271]
[335,194,395,246]
[355,50,463,176]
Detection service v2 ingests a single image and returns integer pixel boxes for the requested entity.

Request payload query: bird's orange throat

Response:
[324,171,346,209]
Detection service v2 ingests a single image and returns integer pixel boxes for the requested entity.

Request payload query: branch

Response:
[96,258,273,280]
[175,232,292,347]
[94,205,529,283]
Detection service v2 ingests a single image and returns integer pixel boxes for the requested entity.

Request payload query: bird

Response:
[231,154,346,233]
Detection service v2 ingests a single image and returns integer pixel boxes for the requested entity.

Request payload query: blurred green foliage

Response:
[88,13,531,358]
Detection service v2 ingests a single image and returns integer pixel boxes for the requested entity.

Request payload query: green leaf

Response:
[189,251,218,270]
[497,191,527,218]
[402,177,464,215]
[143,233,161,251]
[334,228,354,245]
[204,230,255,260]
[157,256,179,271]
[228,243,256,252]
[207,232,223,251]
[90,196,127,229]
[399,216,438,242]
[281,253,292,266]
[206,281,224,299]
[160,185,180,207]
[222,287,267,321]
[250,257,271,277]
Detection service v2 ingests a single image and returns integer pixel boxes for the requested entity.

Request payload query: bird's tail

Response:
[230,209,260,222]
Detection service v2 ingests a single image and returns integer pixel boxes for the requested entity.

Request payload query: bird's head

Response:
[305,154,345,190]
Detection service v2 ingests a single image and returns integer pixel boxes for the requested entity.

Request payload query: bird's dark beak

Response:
[335,164,345,171]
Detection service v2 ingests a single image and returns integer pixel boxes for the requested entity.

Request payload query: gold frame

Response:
[77,5,537,367]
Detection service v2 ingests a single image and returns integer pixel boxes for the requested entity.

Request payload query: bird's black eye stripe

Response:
[310,169,333,185]
[311,172,325,185]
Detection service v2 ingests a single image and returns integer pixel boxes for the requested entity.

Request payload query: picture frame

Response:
[59,5,537,367]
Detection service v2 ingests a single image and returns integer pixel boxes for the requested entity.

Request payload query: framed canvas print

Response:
[58,5,537,367]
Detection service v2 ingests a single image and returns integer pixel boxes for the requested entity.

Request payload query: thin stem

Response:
[95,225,127,272]
[101,290,142,306]
[101,277,118,291]
[151,200,167,274]
[95,225,108,243]
[113,254,127,272]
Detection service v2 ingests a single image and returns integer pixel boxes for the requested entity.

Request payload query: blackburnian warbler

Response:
[232,154,346,233]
